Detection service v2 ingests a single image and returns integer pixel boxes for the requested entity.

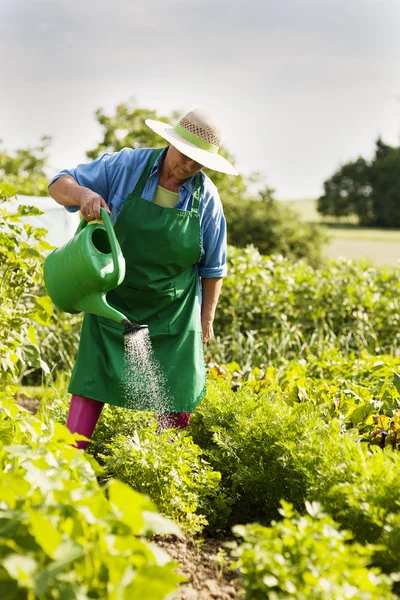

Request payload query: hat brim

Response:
[145,119,238,176]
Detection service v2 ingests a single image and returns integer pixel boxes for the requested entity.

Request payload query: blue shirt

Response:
[49,147,227,279]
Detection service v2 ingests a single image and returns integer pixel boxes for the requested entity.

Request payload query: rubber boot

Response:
[66,394,104,450]
[157,412,191,431]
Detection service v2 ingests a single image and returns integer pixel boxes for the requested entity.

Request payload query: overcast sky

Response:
[1,0,399,199]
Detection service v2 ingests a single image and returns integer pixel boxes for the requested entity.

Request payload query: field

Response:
[283,198,400,267]
[3,194,400,599]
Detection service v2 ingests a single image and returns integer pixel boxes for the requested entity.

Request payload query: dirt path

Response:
[155,537,243,600]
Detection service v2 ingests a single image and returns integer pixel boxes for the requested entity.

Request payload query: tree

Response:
[370,148,400,227]
[317,158,373,224]
[318,138,400,227]
[0,136,51,196]
[374,137,392,159]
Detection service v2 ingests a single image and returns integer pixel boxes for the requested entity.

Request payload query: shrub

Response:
[99,428,226,535]
[209,247,400,366]
[223,196,327,266]
[189,379,344,527]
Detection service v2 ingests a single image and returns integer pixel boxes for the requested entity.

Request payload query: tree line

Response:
[318,138,400,227]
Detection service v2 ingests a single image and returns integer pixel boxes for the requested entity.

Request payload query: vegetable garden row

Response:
[2,188,400,598]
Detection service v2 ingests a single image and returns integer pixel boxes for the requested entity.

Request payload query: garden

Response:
[2,178,400,600]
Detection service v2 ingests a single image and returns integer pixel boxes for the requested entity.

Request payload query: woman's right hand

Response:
[79,188,111,221]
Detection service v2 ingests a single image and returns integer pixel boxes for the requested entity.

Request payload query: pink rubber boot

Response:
[157,412,191,431]
[66,394,104,450]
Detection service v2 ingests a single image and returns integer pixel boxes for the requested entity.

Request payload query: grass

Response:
[282,199,400,267]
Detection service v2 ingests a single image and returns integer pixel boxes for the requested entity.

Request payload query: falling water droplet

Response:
[121,329,171,411]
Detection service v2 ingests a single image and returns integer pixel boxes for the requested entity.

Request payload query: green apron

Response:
[68,149,206,412]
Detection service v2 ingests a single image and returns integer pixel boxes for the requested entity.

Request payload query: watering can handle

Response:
[74,208,122,281]
[99,207,122,280]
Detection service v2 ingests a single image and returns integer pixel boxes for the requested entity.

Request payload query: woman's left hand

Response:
[201,318,214,344]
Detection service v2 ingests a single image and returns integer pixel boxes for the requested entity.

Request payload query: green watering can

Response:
[44,207,147,336]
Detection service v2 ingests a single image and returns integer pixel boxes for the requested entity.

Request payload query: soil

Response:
[16,394,41,414]
[155,537,244,600]
[15,396,244,599]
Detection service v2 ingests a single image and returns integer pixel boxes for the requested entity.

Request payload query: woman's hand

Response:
[200,278,222,345]
[201,317,214,344]
[49,176,111,221]
[79,188,111,221]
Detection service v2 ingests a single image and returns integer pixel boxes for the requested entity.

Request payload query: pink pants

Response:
[66,394,191,450]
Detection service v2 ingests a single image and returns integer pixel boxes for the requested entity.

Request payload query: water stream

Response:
[121,329,171,411]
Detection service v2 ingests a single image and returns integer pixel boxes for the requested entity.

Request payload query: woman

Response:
[48,109,237,448]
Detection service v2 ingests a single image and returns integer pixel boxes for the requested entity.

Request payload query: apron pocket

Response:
[113,286,177,336]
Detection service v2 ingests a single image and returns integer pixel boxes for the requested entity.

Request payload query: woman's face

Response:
[166,145,204,180]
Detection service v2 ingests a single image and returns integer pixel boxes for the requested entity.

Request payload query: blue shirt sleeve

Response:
[48,154,111,213]
[197,181,228,279]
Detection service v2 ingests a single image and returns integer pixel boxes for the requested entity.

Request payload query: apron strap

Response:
[191,173,202,214]
[132,148,164,198]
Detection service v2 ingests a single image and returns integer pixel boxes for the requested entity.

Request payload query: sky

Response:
[1,0,399,199]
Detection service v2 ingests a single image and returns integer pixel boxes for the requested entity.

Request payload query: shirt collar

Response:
[150,146,201,194]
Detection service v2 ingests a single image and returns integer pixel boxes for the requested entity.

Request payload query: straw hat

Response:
[145,109,238,175]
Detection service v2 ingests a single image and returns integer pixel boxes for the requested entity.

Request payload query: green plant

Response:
[232,501,396,600]
[99,428,226,535]
[0,137,50,196]
[223,195,327,266]
[189,379,338,527]
[209,247,400,366]
[0,396,184,599]
[0,184,53,390]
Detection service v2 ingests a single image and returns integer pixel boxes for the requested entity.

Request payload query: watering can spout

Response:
[75,293,127,324]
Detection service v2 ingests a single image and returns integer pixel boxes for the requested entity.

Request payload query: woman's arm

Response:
[49,176,110,220]
[201,277,223,343]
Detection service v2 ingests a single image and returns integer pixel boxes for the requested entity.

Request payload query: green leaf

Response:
[35,541,84,597]
[27,325,38,347]
[38,240,55,251]
[28,511,62,558]
[39,359,51,376]
[142,511,183,539]
[393,372,400,396]
[2,554,37,586]
[36,295,53,315]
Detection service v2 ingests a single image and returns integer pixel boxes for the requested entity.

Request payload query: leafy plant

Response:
[0,396,184,599]
[232,501,396,600]
[99,427,226,535]
[0,184,53,389]
[0,137,51,196]
[209,246,400,366]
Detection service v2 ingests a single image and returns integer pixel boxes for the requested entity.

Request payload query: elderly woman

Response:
[48,109,237,448]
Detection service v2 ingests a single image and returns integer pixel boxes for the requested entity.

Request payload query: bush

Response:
[98,427,226,535]
[209,247,400,366]
[232,501,396,600]
[223,196,327,266]
[190,379,362,528]
[0,184,53,389]
[0,396,183,599]
[188,369,400,580]
[318,448,400,574]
